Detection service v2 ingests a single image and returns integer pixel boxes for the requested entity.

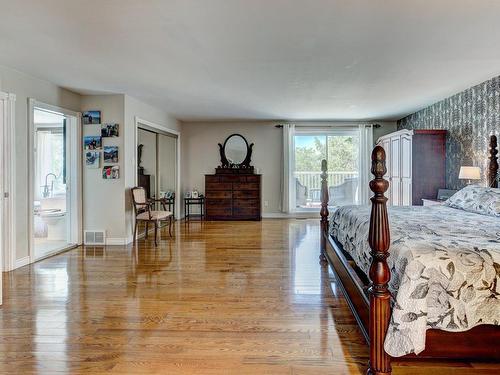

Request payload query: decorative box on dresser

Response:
[377,129,446,206]
[205,172,261,220]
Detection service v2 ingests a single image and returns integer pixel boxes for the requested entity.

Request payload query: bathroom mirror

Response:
[218,134,254,168]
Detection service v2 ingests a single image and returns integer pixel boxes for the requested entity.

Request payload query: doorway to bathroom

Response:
[29,100,82,261]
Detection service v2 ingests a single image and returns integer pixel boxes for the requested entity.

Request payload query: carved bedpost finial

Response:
[488,135,498,188]
[319,159,329,264]
[367,146,392,375]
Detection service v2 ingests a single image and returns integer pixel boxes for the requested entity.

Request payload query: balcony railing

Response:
[295,171,358,202]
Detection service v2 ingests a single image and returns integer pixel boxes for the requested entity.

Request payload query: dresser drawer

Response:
[233,198,259,207]
[245,175,260,182]
[206,198,231,206]
[233,182,259,191]
[206,190,232,199]
[206,182,232,191]
[220,175,245,182]
[233,190,259,199]
[205,175,220,183]
[206,207,232,217]
[233,207,260,216]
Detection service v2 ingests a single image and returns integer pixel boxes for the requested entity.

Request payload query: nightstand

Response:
[422,198,443,207]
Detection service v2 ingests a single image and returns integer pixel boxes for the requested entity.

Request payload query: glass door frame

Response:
[28,99,82,262]
[290,127,361,212]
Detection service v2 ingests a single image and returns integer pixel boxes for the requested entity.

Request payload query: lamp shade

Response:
[458,166,481,180]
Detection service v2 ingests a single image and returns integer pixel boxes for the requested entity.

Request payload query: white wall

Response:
[0,65,81,261]
[81,94,126,242]
[80,94,179,243]
[181,121,397,215]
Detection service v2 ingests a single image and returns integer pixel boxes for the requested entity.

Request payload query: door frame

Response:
[28,99,82,263]
[0,92,16,274]
[134,116,181,219]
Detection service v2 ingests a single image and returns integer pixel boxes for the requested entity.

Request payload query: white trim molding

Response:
[14,256,30,269]
[106,237,130,246]
[27,99,82,264]
[0,92,16,272]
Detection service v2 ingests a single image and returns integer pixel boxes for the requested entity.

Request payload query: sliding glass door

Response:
[292,129,360,211]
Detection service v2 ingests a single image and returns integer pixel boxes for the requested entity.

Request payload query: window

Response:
[292,129,361,210]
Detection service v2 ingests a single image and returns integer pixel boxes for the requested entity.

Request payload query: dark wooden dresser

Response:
[205,172,261,220]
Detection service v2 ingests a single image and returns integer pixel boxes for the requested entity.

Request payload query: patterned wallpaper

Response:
[398,75,500,189]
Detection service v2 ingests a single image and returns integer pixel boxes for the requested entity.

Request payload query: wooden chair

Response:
[131,187,173,246]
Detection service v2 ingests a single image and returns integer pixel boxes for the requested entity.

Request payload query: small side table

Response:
[164,196,175,218]
[422,198,443,207]
[184,197,205,221]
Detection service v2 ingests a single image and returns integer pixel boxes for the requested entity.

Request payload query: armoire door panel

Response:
[401,134,412,179]
[390,137,400,178]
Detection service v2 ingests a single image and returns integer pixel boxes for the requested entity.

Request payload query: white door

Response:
[0,95,4,304]
[401,133,412,206]
[390,136,401,206]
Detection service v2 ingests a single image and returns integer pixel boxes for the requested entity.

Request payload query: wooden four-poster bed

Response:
[319,134,499,374]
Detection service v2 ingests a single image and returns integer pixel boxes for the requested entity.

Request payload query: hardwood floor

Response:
[0,219,498,374]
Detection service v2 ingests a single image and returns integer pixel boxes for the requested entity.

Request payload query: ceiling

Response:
[1,0,500,121]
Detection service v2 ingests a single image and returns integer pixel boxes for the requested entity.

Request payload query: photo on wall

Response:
[85,151,100,168]
[103,165,119,179]
[103,146,119,163]
[84,136,102,150]
[101,123,119,137]
[82,110,101,125]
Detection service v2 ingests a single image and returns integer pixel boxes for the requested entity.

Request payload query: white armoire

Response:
[376,129,446,206]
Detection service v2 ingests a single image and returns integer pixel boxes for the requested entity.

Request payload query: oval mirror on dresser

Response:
[207,134,261,220]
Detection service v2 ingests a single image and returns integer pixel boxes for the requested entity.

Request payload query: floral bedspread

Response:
[329,205,500,357]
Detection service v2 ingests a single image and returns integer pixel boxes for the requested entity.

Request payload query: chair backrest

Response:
[131,187,148,214]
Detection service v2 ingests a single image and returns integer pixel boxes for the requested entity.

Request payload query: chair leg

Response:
[133,220,138,243]
[154,221,158,246]
[145,222,149,238]
[169,216,173,237]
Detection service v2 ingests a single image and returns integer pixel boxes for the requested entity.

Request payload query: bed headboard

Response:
[488,135,498,188]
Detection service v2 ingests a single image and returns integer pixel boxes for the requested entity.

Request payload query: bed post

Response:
[319,159,329,264]
[367,146,391,375]
[488,135,498,188]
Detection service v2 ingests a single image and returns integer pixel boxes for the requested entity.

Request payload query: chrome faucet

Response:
[42,173,57,198]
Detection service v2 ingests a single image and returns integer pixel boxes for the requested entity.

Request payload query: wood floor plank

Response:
[0,219,497,374]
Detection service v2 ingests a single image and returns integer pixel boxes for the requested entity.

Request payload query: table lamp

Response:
[458,166,481,185]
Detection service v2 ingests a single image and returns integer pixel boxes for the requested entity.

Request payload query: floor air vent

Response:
[84,230,106,245]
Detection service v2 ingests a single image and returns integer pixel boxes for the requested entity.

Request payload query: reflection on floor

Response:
[1,220,497,374]
[34,239,70,259]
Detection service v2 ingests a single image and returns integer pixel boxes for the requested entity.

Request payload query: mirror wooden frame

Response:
[218,133,254,169]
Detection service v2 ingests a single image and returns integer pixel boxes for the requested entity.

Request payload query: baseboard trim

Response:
[14,256,30,269]
[262,212,319,219]
[106,238,128,246]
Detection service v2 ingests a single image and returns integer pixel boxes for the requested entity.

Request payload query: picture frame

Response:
[84,136,102,150]
[82,110,101,125]
[102,165,119,179]
[184,191,191,199]
[101,123,119,137]
[85,151,100,168]
[103,146,119,163]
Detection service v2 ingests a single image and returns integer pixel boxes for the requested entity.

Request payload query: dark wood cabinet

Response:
[138,169,151,198]
[205,173,261,220]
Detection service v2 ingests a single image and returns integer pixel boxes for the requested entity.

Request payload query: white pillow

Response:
[444,185,500,217]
